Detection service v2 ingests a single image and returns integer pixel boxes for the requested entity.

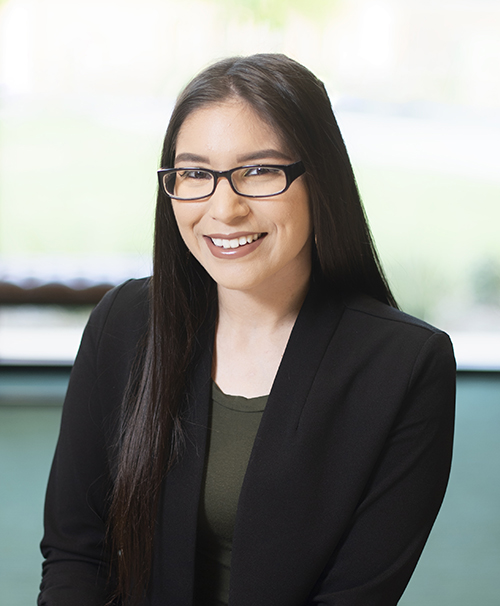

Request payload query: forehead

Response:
[175,99,287,160]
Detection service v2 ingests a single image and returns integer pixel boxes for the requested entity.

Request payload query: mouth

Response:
[210,233,264,250]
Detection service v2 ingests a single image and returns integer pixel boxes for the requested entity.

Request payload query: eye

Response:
[178,169,212,181]
[243,166,281,178]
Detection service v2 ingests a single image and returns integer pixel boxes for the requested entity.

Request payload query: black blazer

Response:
[39,278,456,606]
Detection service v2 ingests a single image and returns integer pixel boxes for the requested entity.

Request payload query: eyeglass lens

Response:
[164,166,288,199]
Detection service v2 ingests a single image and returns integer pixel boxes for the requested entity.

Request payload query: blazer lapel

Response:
[229,283,347,606]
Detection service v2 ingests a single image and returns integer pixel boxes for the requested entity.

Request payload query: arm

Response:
[38,280,144,605]
[309,332,456,605]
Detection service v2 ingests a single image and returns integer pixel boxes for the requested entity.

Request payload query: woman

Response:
[38,54,456,606]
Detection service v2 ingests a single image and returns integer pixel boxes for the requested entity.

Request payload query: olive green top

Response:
[194,382,268,606]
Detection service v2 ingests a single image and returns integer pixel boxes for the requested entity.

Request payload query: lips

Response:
[210,233,262,249]
[204,232,266,259]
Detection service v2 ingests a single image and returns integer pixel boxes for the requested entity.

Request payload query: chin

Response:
[212,275,261,293]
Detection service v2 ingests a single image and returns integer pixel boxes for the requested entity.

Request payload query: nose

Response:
[208,176,249,223]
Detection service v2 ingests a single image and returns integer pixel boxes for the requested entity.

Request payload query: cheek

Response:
[290,180,312,229]
[170,208,199,260]
[171,205,199,243]
[292,193,312,239]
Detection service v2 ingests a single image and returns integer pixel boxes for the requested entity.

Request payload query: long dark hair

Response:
[108,53,397,604]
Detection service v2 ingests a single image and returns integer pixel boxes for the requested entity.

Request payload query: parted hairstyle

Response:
[107,53,397,605]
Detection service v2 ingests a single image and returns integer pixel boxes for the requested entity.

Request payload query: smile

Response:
[210,233,262,249]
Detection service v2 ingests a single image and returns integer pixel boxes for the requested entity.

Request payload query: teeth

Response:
[211,233,261,249]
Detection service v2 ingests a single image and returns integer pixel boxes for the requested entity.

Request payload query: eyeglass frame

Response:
[157,160,305,201]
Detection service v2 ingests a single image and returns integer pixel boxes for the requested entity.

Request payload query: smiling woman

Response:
[38,54,455,606]
[169,100,312,306]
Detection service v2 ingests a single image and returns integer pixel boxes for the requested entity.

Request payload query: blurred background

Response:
[1,0,500,365]
[0,0,499,604]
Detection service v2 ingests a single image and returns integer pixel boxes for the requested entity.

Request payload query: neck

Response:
[212,255,312,397]
[213,274,310,397]
[216,270,311,334]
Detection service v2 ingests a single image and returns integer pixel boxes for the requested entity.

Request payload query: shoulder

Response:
[91,276,150,317]
[297,283,455,364]
[291,286,455,399]
[342,293,444,336]
[75,277,150,369]
[88,277,150,334]
[336,293,456,381]
[302,287,455,379]
[291,290,457,435]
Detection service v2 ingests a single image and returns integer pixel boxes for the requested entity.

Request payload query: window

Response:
[1,0,499,367]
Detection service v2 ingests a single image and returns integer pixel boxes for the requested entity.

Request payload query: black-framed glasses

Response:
[157,161,305,201]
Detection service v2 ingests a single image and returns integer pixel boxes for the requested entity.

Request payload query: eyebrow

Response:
[174,149,293,166]
[174,152,209,164]
[236,149,293,163]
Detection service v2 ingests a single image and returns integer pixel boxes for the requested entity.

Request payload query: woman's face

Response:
[171,98,312,296]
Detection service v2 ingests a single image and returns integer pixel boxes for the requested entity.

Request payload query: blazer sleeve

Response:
[309,331,456,605]
[38,280,144,606]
